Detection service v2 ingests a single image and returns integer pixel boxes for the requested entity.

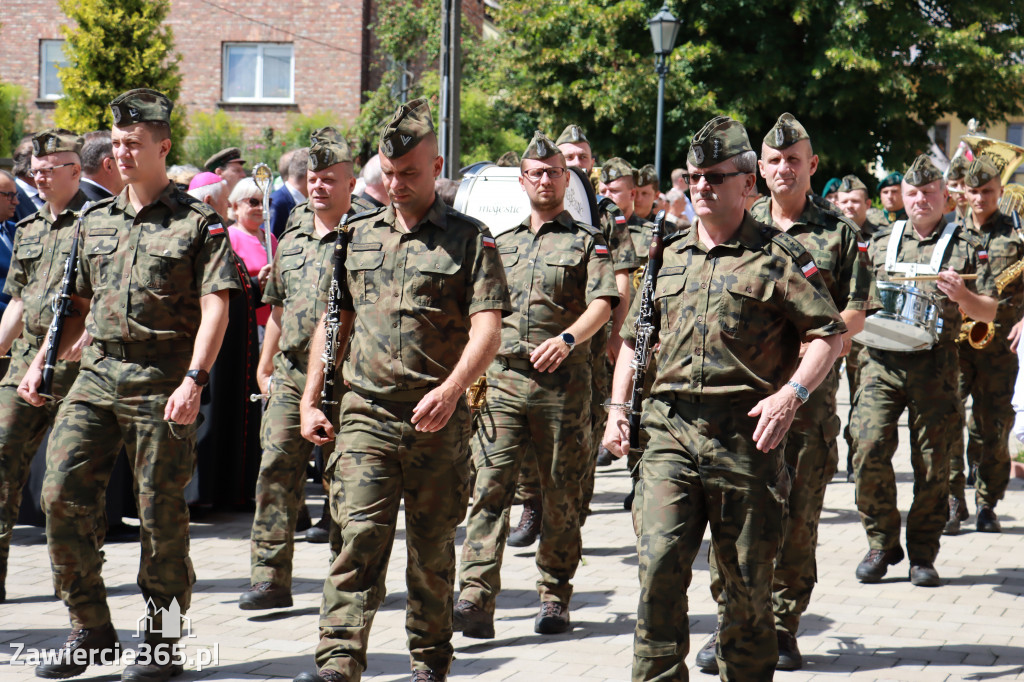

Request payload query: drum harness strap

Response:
[884,219,957,277]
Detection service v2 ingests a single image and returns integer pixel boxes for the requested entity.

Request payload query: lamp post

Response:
[648,4,681,185]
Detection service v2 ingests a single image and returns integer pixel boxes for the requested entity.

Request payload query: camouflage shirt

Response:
[622,213,846,398]
[335,195,511,401]
[282,195,375,235]
[627,213,658,270]
[496,211,618,361]
[867,217,995,345]
[965,209,1024,346]
[597,198,640,272]
[5,190,88,339]
[264,206,360,353]
[76,182,241,342]
[751,194,877,313]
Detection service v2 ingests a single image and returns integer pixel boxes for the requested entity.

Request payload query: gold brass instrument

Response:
[467,376,487,412]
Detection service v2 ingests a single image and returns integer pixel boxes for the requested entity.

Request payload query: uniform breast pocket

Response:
[15,242,43,264]
[543,249,584,297]
[279,250,306,292]
[347,250,385,304]
[809,250,835,274]
[86,236,120,287]
[719,275,774,337]
[140,238,191,290]
[653,273,687,332]
[412,251,462,307]
[500,252,520,271]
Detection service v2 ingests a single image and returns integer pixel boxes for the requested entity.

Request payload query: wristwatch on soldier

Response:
[786,380,809,403]
[186,369,210,388]
[560,332,576,352]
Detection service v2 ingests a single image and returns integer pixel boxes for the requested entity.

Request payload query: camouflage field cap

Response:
[555,124,589,147]
[495,150,520,167]
[311,126,344,144]
[876,171,902,192]
[763,112,810,150]
[687,116,751,168]
[308,137,353,171]
[599,157,634,185]
[946,155,969,182]
[379,98,434,159]
[837,174,867,194]
[205,147,244,172]
[903,156,943,187]
[109,88,173,127]
[964,155,1001,188]
[636,163,658,188]
[522,131,561,162]
[31,129,83,158]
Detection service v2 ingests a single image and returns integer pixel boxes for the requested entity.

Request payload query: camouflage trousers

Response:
[708,370,839,638]
[43,343,198,632]
[843,341,868,474]
[250,351,339,587]
[459,360,591,612]
[633,395,788,682]
[0,336,79,586]
[315,390,471,681]
[850,343,960,564]
[953,341,1017,508]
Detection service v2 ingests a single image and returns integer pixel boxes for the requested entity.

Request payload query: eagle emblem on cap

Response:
[537,139,548,157]
[112,106,123,125]
[775,127,785,147]
[570,127,581,142]
[32,139,41,156]
[382,139,394,157]
[46,137,56,153]
[692,145,704,165]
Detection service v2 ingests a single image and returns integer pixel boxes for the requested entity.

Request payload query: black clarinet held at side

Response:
[627,210,666,451]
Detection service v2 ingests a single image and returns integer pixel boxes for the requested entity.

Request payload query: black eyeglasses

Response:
[523,167,567,181]
[30,163,76,178]
[679,171,747,185]
[244,197,263,207]
[0,191,15,201]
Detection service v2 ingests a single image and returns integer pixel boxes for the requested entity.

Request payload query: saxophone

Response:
[958,212,1024,349]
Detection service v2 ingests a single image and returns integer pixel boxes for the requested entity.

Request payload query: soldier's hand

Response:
[748,389,801,453]
[936,267,969,302]
[164,379,202,425]
[64,331,92,363]
[531,336,571,373]
[411,379,461,432]
[257,368,273,396]
[602,408,630,459]
[1010,320,1024,353]
[301,404,335,445]
[257,264,272,290]
[17,364,45,407]
[838,336,853,358]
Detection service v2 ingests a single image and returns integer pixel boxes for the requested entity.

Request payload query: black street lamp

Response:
[648,4,681,186]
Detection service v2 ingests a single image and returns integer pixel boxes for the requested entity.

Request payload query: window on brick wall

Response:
[223,43,294,103]
[1009,123,1024,186]
[40,40,68,99]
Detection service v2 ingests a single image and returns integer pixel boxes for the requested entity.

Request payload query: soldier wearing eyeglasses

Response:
[454,131,617,640]
[603,116,845,681]
[696,113,876,673]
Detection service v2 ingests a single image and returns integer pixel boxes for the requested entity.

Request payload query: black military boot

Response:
[507,499,541,547]
[695,626,719,673]
[35,623,119,679]
[122,638,184,682]
[776,630,803,670]
[855,546,904,583]
[306,504,331,544]
[239,581,293,610]
[977,505,1002,533]
[411,669,446,681]
[453,599,495,639]
[294,670,349,682]
[943,496,969,536]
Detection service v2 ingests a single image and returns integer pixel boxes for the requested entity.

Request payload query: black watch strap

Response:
[186,369,210,387]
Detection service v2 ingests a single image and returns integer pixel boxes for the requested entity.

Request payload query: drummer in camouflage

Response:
[850,154,997,588]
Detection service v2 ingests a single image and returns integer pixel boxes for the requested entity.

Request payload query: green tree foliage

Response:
[491,0,1024,179]
[0,82,30,157]
[55,0,186,161]
[183,111,245,168]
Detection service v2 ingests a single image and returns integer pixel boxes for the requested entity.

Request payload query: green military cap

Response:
[946,155,969,181]
[205,147,245,172]
[763,112,810,150]
[964,155,1001,188]
[876,171,902,192]
[31,129,83,157]
[555,124,589,147]
[379,97,434,159]
[636,163,658,188]
[687,116,752,168]
[903,155,943,187]
[821,177,841,196]
[108,88,173,127]
[522,131,560,161]
[599,157,633,185]
[836,174,868,194]
[308,137,353,171]
[495,150,520,167]
[311,126,344,144]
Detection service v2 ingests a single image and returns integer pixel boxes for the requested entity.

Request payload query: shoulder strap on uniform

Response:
[574,220,602,237]
[772,230,814,266]
[960,228,984,250]
[349,205,387,224]
[82,195,116,216]
[598,196,621,215]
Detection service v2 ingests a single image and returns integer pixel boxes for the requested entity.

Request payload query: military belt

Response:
[23,333,47,349]
[654,391,764,405]
[497,355,588,371]
[93,338,194,361]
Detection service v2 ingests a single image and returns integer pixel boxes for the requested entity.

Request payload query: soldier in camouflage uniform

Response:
[877,172,907,225]
[698,114,876,673]
[240,134,362,611]
[634,164,660,222]
[454,131,618,639]
[947,156,1024,535]
[850,155,997,588]
[294,99,510,682]
[0,129,87,604]
[944,156,971,224]
[603,116,845,682]
[18,89,241,682]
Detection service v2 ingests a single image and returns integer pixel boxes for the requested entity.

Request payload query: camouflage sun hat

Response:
[379,98,435,159]
[205,147,245,172]
[308,137,353,171]
[555,124,589,147]
[687,116,752,168]
[495,150,521,167]
[31,129,84,158]
[836,174,868,194]
[636,163,658,188]
[522,131,561,162]
[311,126,344,144]
[599,157,634,185]
[763,112,810,150]
[946,155,969,182]
[108,88,173,127]
[903,155,943,187]
[876,171,903,192]
[964,155,1001,188]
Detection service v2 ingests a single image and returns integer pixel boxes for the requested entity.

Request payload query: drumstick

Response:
[889,274,979,282]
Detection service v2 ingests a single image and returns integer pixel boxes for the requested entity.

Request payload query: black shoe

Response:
[776,630,803,671]
[855,546,904,583]
[909,562,941,587]
[294,671,349,682]
[411,671,446,682]
[534,601,570,634]
[0,581,5,604]
[595,446,615,467]
[695,626,719,673]
[306,506,331,544]
[507,500,541,548]
[35,624,119,679]
[977,505,1002,533]
[239,582,293,610]
[943,496,969,536]
[453,599,494,639]
[623,487,635,511]
[121,643,184,682]
[296,503,313,533]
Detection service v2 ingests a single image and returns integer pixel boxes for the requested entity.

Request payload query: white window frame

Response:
[221,42,295,104]
[39,39,68,100]
[1008,123,1024,185]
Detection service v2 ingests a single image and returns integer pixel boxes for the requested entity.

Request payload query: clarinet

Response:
[319,215,351,420]
[627,211,666,451]
[39,202,89,400]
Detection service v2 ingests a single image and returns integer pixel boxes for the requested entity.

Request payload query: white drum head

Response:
[854,315,935,352]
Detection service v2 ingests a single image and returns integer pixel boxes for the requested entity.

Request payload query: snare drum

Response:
[854,282,942,352]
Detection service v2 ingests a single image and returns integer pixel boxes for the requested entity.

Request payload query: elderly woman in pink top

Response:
[227,177,277,329]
